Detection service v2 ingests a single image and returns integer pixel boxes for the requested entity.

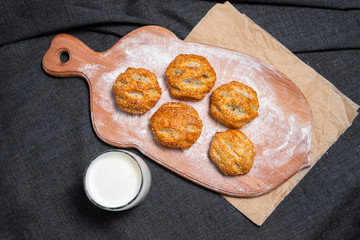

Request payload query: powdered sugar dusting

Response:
[81,27,312,196]
[79,63,101,79]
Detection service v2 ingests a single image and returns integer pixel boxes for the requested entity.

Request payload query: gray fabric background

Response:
[1,1,359,239]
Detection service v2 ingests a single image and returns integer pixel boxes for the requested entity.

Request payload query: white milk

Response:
[84,150,151,210]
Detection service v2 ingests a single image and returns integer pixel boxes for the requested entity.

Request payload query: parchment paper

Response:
[185,1,359,226]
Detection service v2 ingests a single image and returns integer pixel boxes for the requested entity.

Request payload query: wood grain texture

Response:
[42,25,313,197]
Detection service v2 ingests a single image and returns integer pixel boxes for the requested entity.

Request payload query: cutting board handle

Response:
[42,34,101,79]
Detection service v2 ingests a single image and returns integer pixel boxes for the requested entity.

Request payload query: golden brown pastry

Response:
[113,67,162,114]
[150,102,203,149]
[210,81,259,128]
[165,54,216,101]
[209,129,255,175]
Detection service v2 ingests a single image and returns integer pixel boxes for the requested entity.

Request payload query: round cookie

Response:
[209,129,256,175]
[150,102,203,149]
[210,81,259,128]
[113,67,162,114]
[165,54,216,101]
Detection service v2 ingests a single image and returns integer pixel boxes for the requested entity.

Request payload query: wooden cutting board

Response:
[42,25,313,197]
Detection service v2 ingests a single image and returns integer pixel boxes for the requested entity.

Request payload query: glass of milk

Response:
[84,150,151,211]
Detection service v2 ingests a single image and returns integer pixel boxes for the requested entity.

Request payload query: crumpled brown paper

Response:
[185,1,359,226]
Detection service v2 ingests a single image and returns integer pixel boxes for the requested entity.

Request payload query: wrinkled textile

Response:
[1,1,359,239]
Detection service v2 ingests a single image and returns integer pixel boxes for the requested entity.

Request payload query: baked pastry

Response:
[113,67,162,114]
[165,54,216,101]
[210,81,259,128]
[150,102,203,149]
[209,129,255,175]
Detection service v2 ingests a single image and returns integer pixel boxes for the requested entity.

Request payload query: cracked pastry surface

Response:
[165,54,216,101]
[209,129,255,175]
[150,102,203,149]
[113,67,162,114]
[210,81,259,128]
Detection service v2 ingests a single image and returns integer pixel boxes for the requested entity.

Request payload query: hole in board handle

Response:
[59,51,70,63]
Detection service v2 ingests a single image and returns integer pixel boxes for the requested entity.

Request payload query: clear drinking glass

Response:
[84,149,151,211]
